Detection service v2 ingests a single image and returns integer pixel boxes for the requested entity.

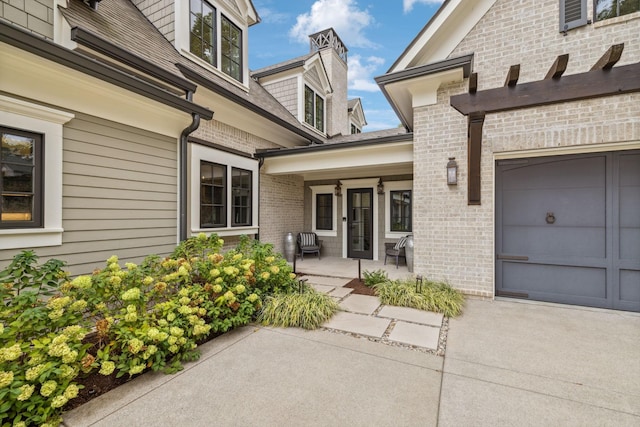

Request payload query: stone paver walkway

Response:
[304,275,444,352]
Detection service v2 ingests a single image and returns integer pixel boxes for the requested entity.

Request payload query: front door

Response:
[347,188,373,259]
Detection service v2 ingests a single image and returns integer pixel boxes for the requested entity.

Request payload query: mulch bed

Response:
[344,278,377,296]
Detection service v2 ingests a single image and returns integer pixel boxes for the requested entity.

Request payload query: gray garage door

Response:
[496,150,640,312]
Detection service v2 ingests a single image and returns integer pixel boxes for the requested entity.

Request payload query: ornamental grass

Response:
[373,278,465,317]
[258,287,339,330]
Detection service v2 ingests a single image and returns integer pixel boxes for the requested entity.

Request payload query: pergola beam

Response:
[545,54,569,79]
[591,43,624,70]
[504,64,520,87]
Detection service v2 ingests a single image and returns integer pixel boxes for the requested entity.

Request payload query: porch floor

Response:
[289,256,413,281]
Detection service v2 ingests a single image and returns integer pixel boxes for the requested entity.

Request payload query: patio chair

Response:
[297,232,322,260]
[384,235,408,268]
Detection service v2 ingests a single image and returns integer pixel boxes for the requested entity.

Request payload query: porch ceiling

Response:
[261,140,413,180]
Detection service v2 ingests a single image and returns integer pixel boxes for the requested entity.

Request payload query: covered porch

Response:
[290,256,414,281]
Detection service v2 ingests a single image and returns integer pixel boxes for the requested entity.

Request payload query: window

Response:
[595,0,640,20]
[221,16,242,82]
[231,168,251,226]
[191,144,258,235]
[190,0,216,66]
[200,161,225,228]
[315,193,333,230]
[1,127,43,229]
[304,85,324,132]
[390,190,412,232]
[350,124,361,134]
[188,1,244,82]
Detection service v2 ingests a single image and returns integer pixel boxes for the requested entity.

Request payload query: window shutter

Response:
[559,0,588,32]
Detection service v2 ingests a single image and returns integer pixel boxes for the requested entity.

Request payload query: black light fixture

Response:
[334,182,342,197]
[447,157,458,185]
[377,178,384,195]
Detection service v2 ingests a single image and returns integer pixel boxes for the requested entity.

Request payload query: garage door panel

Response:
[620,228,640,260]
[619,154,640,186]
[502,262,607,299]
[619,270,640,303]
[619,187,640,227]
[502,156,605,191]
[502,188,605,227]
[502,226,605,258]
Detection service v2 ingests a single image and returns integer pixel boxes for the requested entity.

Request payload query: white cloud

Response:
[348,54,385,92]
[403,0,444,13]
[289,0,376,48]
[258,7,289,24]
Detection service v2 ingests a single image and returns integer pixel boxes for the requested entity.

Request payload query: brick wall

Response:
[1,0,53,39]
[411,0,640,297]
[132,0,175,43]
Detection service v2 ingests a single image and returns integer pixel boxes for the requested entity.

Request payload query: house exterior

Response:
[1,0,638,312]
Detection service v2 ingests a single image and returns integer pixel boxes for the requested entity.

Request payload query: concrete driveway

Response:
[63,299,640,426]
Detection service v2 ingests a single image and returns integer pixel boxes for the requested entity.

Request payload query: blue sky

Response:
[248,0,444,132]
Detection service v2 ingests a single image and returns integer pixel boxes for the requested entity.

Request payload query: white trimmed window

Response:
[0,95,73,250]
[304,85,325,133]
[384,180,413,238]
[310,185,337,237]
[190,143,258,236]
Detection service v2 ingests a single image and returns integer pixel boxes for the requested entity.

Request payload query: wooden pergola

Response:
[449,44,640,205]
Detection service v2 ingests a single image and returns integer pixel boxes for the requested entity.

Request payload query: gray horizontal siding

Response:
[0,113,179,276]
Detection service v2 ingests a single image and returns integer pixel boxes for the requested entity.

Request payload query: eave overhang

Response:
[375,54,473,131]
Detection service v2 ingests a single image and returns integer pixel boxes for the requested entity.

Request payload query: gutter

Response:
[256,132,413,159]
[0,21,212,120]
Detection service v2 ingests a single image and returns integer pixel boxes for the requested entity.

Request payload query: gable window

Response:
[190,0,216,66]
[315,193,333,230]
[231,168,251,226]
[595,0,640,20]
[1,127,43,229]
[390,190,412,232]
[350,124,361,134]
[221,16,242,82]
[200,161,226,228]
[304,85,325,132]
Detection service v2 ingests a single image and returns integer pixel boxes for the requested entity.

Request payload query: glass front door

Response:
[347,188,373,259]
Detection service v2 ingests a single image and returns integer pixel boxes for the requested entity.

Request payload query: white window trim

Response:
[0,95,73,250]
[309,185,337,237]
[340,178,379,260]
[189,143,259,237]
[299,80,326,135]
[175,0,250,89]
[384,180,413,239]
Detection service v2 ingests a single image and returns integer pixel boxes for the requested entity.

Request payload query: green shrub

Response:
[0,251,91,427]
[374,278,464,317]
[258,286,339,329]
[362,269,388,287]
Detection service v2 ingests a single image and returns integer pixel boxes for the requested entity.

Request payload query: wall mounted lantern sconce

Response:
[334,182,342,197]
[377,178,384,195]
[447,157,458,185]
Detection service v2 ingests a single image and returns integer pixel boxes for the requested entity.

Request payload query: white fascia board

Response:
[262,141,413,175]
[0,43,191,137]
[391,0,496,72]
[304,54,332,94]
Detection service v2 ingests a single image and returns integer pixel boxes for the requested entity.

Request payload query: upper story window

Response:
[188,0,244,83]
[304,85,324,132]
[1,127,43,229]
[190,0,216,66]
[595,0,640,20]
[350,124,361,134]
[221,16,242,82]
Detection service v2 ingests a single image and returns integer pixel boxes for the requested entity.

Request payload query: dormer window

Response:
[304,85,324,132]
[187,0,244,83]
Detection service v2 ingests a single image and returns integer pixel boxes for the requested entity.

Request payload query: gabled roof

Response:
[251,53,315,79]
[347,98,367,127]
[59,0,322,145]
[388,0,496,73]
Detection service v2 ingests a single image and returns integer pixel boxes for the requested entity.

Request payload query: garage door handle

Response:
[497,254,529,261]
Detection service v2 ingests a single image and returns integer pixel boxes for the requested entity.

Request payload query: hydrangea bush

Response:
[0,234,296,426]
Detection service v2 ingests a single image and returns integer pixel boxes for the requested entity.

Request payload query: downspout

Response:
[256,157,265,241]
[179,91,202,242]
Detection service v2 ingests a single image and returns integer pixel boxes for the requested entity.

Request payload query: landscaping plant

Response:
[258,284,339,330]
[0,251,91,427]
[362,269,388,287]
[374,278,465,317]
